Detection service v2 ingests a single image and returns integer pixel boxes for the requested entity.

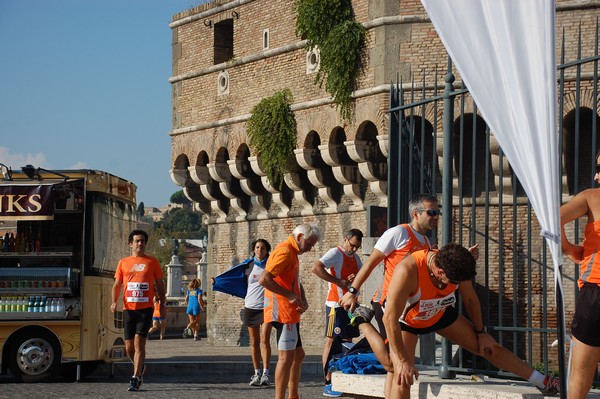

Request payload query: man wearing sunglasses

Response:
[560,153,600,399]
[311,228,364,397]
[340,194,440,338]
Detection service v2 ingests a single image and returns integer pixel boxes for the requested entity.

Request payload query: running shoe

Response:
[249,373,261,386]
[537,375,560,396]
[137,364,146,389]
[260,373,270,386]
[127,376,140,392]
[348,304,374,326]
[323,384,343,397]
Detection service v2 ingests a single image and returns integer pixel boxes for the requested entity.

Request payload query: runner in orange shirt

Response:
[560,151,600,399]
[382,244,559,399]
[259,224,321,399]
[110,229,166,392]
[311,228,363,397]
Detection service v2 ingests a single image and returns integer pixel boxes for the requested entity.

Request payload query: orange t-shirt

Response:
[399,249,458,329]
[152,300,162,318]
[114,255,163,311]
[579,221,600,288]
[376,224,431,304]
[263,236,301,324]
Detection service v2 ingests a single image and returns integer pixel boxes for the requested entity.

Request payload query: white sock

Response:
[254,369,260,376]
[262,369,269,376]
[528,370,547,388]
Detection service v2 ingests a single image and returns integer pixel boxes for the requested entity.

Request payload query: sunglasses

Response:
[419,209,441,216]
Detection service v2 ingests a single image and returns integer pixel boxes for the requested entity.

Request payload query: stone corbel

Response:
[228,159,268,220]
[489,135,514,197]
[318,144,363,211]
[377,134,389,157]
[283,171,314,216]
[189,165,227,222]
[249,156,290,218]
[295,149,337,213]
[346,140,387,204]
[208,162,248,221]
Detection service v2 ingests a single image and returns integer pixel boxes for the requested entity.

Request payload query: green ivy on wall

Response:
[295,0,366,121]
[247,88,297,189]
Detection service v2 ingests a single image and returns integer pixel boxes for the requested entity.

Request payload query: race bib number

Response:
[126,282,150,303]
[413,294,455,321]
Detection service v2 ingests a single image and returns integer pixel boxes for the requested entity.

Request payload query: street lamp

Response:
[21,164,68,181]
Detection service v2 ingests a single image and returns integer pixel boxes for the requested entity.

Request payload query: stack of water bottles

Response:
[0,296,66,314]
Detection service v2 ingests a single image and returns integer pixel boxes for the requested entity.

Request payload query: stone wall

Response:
[168,0,600,368]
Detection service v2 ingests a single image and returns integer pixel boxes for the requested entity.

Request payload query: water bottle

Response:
[28,296,34,312]
[58,298,65,314]
[50,298,57,313]
[44,297,51,312]
[0,297,4,312]
[33,296,40,312]
[10,297,16,312]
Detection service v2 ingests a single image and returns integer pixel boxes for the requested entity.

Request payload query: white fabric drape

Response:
[420,0,563,334]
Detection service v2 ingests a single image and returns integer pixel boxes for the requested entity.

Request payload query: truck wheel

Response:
[7,330,61,383]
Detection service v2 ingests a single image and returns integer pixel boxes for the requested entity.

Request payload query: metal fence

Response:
[387,23,599,380]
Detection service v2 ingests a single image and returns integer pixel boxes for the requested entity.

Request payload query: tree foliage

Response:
[137,201,145,217]
[170,190,192,210]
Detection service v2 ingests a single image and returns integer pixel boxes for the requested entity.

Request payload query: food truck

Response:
[0,166,136,382]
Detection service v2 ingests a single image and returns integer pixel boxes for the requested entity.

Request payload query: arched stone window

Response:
[563,107,600,194]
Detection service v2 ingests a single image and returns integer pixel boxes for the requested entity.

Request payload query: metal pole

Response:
[439,57,456,379]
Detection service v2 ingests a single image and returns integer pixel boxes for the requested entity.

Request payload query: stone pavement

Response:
[0,334,598,398]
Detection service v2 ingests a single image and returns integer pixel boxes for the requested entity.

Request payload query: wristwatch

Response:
[348,286,359,295]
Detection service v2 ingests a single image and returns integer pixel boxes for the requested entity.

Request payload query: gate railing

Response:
[387,22,599,381]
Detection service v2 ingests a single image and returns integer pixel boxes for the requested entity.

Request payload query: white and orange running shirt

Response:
[396,249,458,329]
[114,255,163,311]
[319,246,362,308]
[374,224,430,304]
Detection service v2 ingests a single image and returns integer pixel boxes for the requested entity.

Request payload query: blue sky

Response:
[0,0,206,207]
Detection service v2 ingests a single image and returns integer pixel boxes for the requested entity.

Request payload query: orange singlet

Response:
[400,249,458,330]
[579,221,600,288]
[376,224,431,304]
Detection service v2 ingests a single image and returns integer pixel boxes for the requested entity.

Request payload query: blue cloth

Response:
[212,258,253,298]
[186,288,203,315]
[329,353,386,375]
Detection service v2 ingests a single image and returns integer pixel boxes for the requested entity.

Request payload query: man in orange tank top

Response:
[560,151,600,399]
[259,224,321,399]
[311,228,363,397]
[382,243,559,398]
[111,229,166,392]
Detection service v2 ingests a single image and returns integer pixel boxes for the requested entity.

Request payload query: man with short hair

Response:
[311,228,363,397]
[340,194,439,337]
[111,229,166,392]
[260,223,321,399]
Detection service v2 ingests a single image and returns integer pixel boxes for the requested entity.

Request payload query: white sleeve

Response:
[319,247,343,275]
[374,225,410,256]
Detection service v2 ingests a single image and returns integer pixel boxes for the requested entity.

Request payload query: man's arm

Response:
[259,270,299,304]
[560,190,590,262]
[311,260,346,288]
[110,279,122,312]
[339,249,385,310]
